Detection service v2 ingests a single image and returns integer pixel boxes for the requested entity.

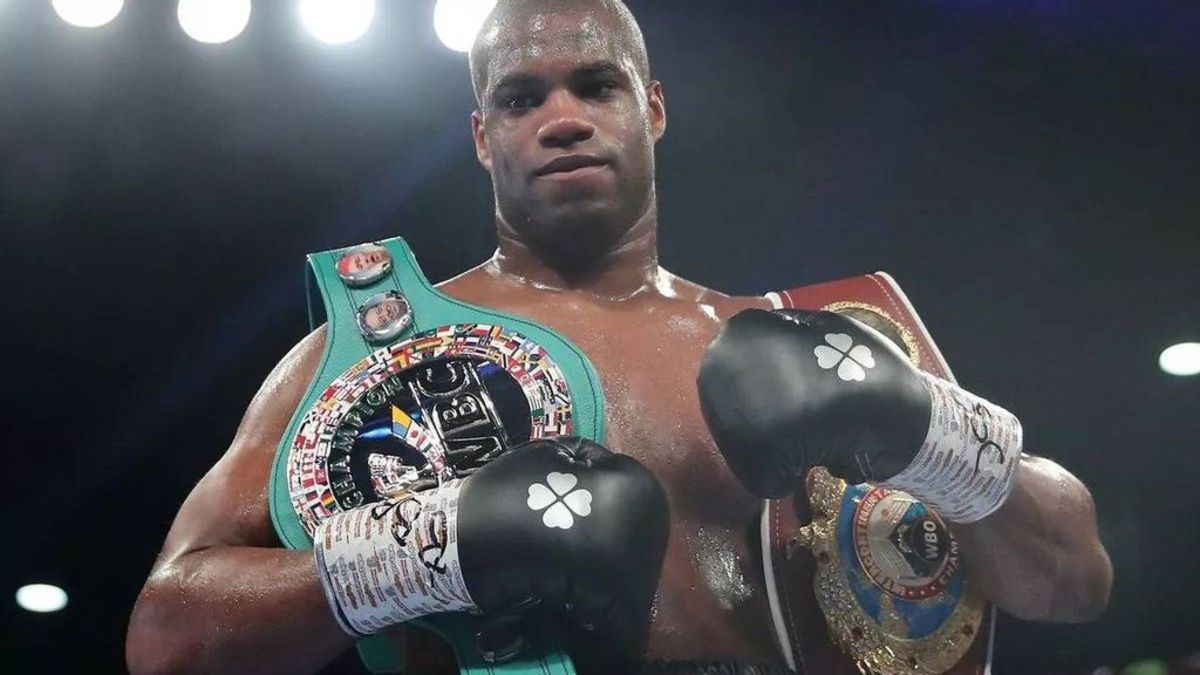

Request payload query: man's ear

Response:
[471,110,492,171]
[647,80,666,142]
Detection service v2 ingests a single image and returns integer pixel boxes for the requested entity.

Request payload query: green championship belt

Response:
[267,237,606,673]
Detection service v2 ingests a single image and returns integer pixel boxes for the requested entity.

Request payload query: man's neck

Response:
[487,207,665,302]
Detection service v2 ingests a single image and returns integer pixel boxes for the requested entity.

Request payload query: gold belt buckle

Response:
[793,468,985,674]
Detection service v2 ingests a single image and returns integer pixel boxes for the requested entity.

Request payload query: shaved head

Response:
[465,0,665,266]
[469,0,650,108]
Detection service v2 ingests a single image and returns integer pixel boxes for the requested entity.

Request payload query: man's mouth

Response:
[535,154,609,179]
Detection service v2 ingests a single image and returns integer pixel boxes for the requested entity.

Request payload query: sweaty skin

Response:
[437,253,780,661]
[127,2,1109,673]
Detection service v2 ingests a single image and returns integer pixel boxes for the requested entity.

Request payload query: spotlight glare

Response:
[51,0,124,28]
[1160,342,1200,377]
[300,0,376,45]
[434,0,497,53]
[177,0,252,45]
[16,584,68,613]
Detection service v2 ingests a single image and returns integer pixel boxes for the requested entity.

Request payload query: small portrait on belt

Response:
[357,290,411,342]
[337,243,392,286]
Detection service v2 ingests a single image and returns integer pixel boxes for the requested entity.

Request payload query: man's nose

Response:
[537,90,595,149]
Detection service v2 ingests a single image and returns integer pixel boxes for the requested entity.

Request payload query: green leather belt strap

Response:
[267,236,606,674]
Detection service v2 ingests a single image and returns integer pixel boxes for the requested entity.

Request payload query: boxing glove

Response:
[313,436,668,654]
[697,308,1021,523]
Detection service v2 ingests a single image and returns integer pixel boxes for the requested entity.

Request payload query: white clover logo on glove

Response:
[814,332,876,382]
[527,472,593,529]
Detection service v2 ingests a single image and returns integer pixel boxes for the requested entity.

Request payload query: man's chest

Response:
[436,282,784,657]
[479,296,760,522]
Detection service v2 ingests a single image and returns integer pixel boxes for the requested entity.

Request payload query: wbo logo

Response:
[527,472,593,529]
[814,332,876,382]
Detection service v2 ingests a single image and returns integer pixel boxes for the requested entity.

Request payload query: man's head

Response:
[339,249,389,275]
[362,297,407,333]
[469,0,665,263]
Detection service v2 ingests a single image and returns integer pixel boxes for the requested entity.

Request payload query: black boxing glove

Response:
[313,436,668,655]
[697,308,1022,523]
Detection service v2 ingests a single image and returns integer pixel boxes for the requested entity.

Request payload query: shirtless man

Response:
[126,1,1112,673]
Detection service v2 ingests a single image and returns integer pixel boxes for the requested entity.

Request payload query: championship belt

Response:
[267,237,606,674]
[760,273,993,675]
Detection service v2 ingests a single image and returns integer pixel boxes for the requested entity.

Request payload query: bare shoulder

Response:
[155,325,328,562]
[433,261,505,305]
[232,325,328,449]
[662,270,774,320]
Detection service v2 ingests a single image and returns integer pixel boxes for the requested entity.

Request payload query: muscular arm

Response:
[846,309,1113,623]
[126,328,363,675]
[950,454,1112,622]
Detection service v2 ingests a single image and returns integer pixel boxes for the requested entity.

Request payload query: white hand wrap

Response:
[313,481,476,637]
[881,372,1023,523]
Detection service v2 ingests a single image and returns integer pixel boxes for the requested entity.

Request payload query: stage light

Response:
[16,584,68,613]
[51,0,123,28]
[1160,342,1200,377]
[300,0,375,45]
[434,0,496,53]
[177,0,252,45]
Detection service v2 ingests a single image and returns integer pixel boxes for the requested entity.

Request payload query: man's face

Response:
[364,299,405,332]
[346,250,387,274]
[472,8,665,255]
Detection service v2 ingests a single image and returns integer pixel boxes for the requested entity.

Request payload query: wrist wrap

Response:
[314,482,476,637]
[881,372,1022,523]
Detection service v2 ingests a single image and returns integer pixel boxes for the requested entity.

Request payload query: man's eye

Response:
[503,94,538,110]
[586,80,619,97]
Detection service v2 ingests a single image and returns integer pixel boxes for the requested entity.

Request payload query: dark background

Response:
[2,0,1197,672]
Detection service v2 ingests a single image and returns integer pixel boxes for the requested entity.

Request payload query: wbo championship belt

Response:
[760,274,993,675]
[267,237,606,674]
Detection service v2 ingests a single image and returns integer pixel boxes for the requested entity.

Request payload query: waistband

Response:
[632,659,791,675]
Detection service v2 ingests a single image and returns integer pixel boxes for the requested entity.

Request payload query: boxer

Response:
[127,1,1111,673]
